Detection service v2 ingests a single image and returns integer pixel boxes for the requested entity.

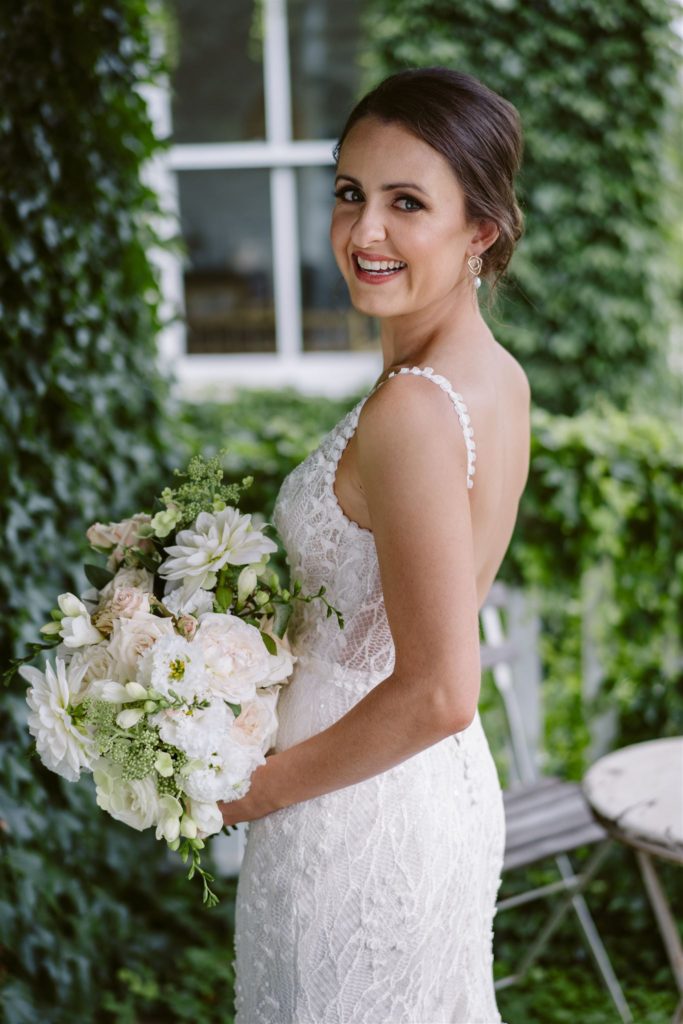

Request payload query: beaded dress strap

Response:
[372,365,477,490]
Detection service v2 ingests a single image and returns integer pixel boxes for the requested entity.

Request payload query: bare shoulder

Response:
[493,338,531,407]
[356,368,470,469]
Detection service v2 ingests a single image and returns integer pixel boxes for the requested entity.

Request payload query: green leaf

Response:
[259,630,277,655]
[83,563,115,590]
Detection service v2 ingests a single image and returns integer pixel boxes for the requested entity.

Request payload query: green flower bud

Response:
[254,590,269,607]
[154,751,174,778]
[180,814,198,839]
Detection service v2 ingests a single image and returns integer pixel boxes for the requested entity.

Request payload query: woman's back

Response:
[334,330,531,611]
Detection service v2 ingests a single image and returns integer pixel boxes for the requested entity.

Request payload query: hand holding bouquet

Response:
[7,454,343,905]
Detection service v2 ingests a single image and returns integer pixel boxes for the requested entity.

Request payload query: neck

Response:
[378,282,483,373]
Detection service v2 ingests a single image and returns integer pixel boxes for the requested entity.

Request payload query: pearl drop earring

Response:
[467,254,483,290]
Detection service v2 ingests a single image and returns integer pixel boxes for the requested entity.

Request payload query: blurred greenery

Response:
[361,0,683,417]
[1,0,682,1022]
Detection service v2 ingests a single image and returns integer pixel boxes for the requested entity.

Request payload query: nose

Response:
[349,200,387,249]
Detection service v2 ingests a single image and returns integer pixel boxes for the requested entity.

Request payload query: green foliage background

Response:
[0,0,681,1022]
[360,0,683,416]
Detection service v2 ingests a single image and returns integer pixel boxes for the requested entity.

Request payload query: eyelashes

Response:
[332,187,424,212]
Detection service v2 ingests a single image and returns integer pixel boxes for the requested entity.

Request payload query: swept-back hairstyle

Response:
[333,67,525,301]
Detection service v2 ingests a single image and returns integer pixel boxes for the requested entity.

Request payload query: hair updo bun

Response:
[333,67,525,301]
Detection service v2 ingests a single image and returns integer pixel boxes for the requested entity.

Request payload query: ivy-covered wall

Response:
[360,0,683,415]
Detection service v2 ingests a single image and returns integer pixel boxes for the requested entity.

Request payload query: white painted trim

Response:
[167,140,337,170]
[271,167,303,358]
[264,0,302,358]
[264,0,292,146]
[174,351,382,399]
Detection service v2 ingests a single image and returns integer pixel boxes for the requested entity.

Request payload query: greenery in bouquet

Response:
[5,454,344,906]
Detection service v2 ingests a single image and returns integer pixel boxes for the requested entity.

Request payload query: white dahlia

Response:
[20,658,95,782]
[158,508,278,598]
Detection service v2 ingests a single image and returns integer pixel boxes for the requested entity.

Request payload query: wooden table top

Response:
[582,736,683,865]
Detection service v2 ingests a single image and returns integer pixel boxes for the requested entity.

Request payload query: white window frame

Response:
[146,0,380,399]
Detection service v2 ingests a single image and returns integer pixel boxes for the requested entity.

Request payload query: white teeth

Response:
[357,257,406,272]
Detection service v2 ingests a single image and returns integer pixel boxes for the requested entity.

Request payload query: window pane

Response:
[298,166,379,353]
[289,0,364,141]
[177,170,275,354]
[169,0,265,143]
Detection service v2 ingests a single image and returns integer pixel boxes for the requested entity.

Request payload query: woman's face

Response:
[330,116,484,319]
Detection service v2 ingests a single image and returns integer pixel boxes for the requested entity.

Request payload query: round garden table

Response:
[582,736,683,1024]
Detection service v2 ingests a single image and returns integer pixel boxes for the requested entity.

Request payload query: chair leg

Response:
[497,840,633,1023]
[553,851,633,1024]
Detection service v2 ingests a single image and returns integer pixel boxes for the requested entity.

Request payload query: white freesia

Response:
[237,566,258,604]
[57,593,104,649]
[158,507,278,598]
[232,686,280,755]
[116,708,145,729]
[20,659,95,782]
[155,794,184,842]
[107,612,175,680]
[137,634,208,701]
[93,760,162,831]
[186,797,224,839]
[195,612,273,704]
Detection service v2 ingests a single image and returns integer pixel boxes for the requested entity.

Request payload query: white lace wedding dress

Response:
[233,366,507,1024]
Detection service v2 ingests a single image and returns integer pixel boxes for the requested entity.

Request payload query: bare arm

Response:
[221,374,482,821]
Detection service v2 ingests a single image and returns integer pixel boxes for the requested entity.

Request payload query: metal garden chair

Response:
[479,580,634,1023]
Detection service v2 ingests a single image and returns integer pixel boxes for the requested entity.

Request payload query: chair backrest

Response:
[479,581,543,787]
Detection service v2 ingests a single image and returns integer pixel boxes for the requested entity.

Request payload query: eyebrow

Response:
[335,174,430,198]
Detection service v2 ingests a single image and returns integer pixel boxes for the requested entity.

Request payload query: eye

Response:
[394,194,423,212]
[333,186,363,202]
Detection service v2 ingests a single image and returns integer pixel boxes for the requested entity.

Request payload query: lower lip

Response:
[352,257,406,286]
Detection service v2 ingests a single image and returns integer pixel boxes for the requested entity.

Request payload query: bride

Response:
[220,66,530,1024]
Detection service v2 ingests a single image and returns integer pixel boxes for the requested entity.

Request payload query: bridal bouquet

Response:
[7,454,343,905]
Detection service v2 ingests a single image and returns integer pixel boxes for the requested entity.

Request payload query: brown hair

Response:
[333,66,525,303]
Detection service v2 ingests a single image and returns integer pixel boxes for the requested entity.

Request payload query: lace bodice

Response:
[272,365,477,677]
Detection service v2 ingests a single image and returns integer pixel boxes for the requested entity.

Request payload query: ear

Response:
[469,218,500,253]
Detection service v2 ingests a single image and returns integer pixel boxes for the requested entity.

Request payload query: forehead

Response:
[337,117,460,194]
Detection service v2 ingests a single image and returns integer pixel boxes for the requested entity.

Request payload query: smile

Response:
[353,253,407,285]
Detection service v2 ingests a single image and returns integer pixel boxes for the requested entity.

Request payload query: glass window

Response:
[177,170,275,354]
[169,0,265,143]
[297,166,378,353]
[289,0,365,141]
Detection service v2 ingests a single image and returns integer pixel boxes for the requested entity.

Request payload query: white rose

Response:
[186,798,224,839]
[258,632,297,687]
[195,613,272,704]
[107,612,175,680]
[57,592,104,649]
[233,687,280,755]
[20,659,96,782]
[93,760,162,831]
[100,567,154,603]
[67,645,116,697]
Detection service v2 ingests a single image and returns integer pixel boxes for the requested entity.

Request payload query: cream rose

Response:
[107,611,175,680]
[195,613,273,704]
[93,586,152,634]
[233,687,280,755]
[99,567,154,603]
